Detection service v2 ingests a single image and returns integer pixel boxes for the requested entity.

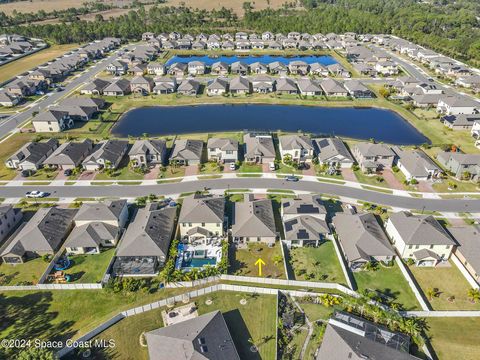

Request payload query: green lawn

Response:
[353,264,420,310]
[158,165,186,179]
[426,317,480,360]
[289,327,309,359]
[94,165,144,181]
[92,291,277,360]
[0,257,50,286]
[61,249,115,284]
[287,243,346,285]
[304,322,326,360]
[297,302,334,322]
[315,164,344,180]
[432,178,479,193]
[276,162,302,175]
[409,262,480,310]
[229,242,286,279]
[199,162,223,174]
[353,169,388,188]
[238,163,262,173]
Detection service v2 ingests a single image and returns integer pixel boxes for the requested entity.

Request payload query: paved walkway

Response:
[184,165,198,176]
[341,168,357,182]
[144,165,160,180]
[382,169,404,190]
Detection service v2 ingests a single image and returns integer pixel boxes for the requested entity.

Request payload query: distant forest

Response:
[0,0,479,65]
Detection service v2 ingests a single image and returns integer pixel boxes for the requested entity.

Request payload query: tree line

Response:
[0,1,478,65]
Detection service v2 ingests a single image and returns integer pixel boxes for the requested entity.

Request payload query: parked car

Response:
[269,162,276,171]
[229,163,236,171]
[20,169,35,177]
[25,190,49,198]
[285,175,299,182]
[63,169,73,176]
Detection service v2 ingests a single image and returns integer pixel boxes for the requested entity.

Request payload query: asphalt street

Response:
[4,178,480,212]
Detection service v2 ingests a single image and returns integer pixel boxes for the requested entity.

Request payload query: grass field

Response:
[229,242,286,279]
[0,258,49,286]
[0,44,79,83]
[62,249,115,284]
[409,262,480,310]
[92,291,277,360]
[353,264,420,310]
[287,242,346,285]
[297,302,334,322]
[426,317,480,360]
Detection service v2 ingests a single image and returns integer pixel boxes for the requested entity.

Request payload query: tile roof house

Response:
[352,142,395,172]
[145,311,240,360]
[179,194,225,243]
[6,138,59,170]
[206,77,229,96]
[128,139,167,167]
[65,200,128,255]
[1,207,77,264]
[313,138,354,168]
[44,139,93,170]
[229,76,251,94]
[332,213,395,269]
[317,311,421,360]
[177,79,200,96]
[449,226,480,283]
[385,211,456,266]
[232,194,278,246]
[206,138,239,163]
[278,135,314,164]
[281,195,330,247]
[32,110,73,133]
[243,133,276,164]
[169,139,203,165]
[82,140,128,171]
[113,203,177,275]
[392,147,441,181]
[436,151,480,180]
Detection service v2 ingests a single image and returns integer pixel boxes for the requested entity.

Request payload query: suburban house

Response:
[103,79,131,96]
[211,61,229,75]
[313,138,354,168]
[169,139,203,165]
[296,79,322,96]
[65,200,128,255]
[6,138,59,170]
[145,311,240,360]
[441,114,480,130]
[230,61,249,75]
[449,226,480,284]
[437,96,479,115]
[177,79,200,96]
[436,151,480,180]
[43,139,93,170]
[106,60,128,75]
[278,135,314,164]
[1,207,76,264]
[128,139,167,167]
[178,194,225,243]
[332,213,395,270]
[32,110,73,133]
[146,62,165,76]
[187,61,206,75]
[243,133,276,164]
[281,195,330,247]
[206,138,239,163]
[251,75,275,93]
[206,78,229,96]
[130,76,154,95]
[113,203,177,275]
[153,77,177,94]
[0,91,20,107]
[268,61,288,75]
[392,147,442,181]
[309,62,329,76]
[343,80,374,98]
[276,78,298,94]
[0,205,22,243]
[81,78,110,95]
[317,311,421,360]
[352,142,396,172]
[472,120,480,138]
[385,211,456,266]
[231,194,278,246]
[168,62,187,75]
[82,140,128,171]
[320,78,349,97]
[288,60,309,75]
[229,76,251,94]
[250,62,268,74]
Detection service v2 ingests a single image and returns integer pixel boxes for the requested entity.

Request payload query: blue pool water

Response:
[112,104,429,145]
[182,257,217,268]
[165,55,338,66]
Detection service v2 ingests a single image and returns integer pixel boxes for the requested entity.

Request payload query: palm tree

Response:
[399,317,421,338]
[467,288,480,303]
[273,255,283,266]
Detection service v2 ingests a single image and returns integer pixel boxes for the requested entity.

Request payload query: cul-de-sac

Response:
[0,1,480,359]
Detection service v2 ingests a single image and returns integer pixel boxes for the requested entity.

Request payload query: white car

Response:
[25,191,49,198]
[229,163,236,171]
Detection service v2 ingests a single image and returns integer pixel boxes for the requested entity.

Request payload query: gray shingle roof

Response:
[313,138,354,163]
[388,211,456,246]
[74,200,127,223]
[206,138,238,151]
[8,138,58,165]
[179,194,225,223]
[44,139,93,166]
[170,139,203,162]
[146,311,240,360]
[391,147,440,178]
[279,135,313,151]
[332,213,395,262]
[64,222,118,248]
[82,140,128,166]
[449,226,480,275]
[128,139,166,157]
[282,195,326,216]
[354,142,395,157]
[232,198,277,237]
[243,133,275,159]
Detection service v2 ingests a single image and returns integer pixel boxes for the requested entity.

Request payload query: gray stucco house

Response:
[243,133,276,164]
[169,139,203,165]
[436,151,480,180]
[313,138,354,168]
[352,142,395,172]
[128,139,167,167]
[6,138,59,170]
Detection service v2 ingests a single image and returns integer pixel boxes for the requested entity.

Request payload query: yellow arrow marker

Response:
[255,258,266,276]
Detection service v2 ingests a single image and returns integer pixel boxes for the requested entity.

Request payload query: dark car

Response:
[20,169,35,177]
[63,169,73,176]
[285,175,299,182]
